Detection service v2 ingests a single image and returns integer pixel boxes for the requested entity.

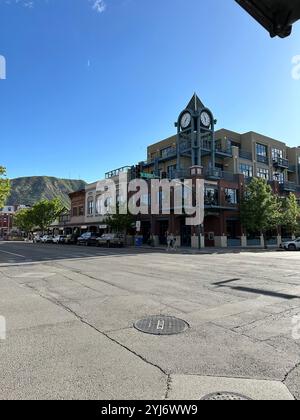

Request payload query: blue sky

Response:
[0,0,300,183]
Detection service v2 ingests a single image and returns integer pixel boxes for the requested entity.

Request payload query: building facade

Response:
[56,94,300,248]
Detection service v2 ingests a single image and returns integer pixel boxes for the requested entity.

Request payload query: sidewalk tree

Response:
[104,204,134,234]
[31,198,65,233]
[240,178,281,248]
[280,193,300,236]
[0,166,10,208]
[14,208,35,236]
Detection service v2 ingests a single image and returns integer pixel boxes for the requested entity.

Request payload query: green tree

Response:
[13,208,36,236]
[104,204,134,234]
[280,193,300,236]
[31,198,65,233]
[0,166,10,208]
[240,178,281,248]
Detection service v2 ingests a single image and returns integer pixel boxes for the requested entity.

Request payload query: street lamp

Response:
[235,0,300,38]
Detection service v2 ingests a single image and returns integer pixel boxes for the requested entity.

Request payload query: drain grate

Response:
[201,392,252,401]
[134,315,189,336]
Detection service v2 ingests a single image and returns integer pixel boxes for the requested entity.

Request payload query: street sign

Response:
[140,172,157,180]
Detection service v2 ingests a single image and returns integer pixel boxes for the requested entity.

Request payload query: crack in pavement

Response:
[23,282,170,398]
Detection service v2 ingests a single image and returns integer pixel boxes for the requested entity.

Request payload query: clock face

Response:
[180,112,191,129]
[200,111,211,127]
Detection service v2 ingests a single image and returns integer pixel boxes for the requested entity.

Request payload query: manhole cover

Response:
[201,392,252,401]
[134,315,189,336]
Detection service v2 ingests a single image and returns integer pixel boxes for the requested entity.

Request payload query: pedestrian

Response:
[166,231,171,251]
[172,235,177,251]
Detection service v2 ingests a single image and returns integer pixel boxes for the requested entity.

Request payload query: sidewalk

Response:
[140,245,284,255]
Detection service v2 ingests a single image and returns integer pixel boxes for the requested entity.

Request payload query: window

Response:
[225,189,238,205]
[87,198,94,215]
[272,148,283,160]
[240,163,253,178]
[167,164,177,177]
[256,143,268,164]
[273,172,284,183]
[256,143,268,157]
[257,167,269,180]
[72,207,78,217]
[79,206,84,216]
[205,187,219,206]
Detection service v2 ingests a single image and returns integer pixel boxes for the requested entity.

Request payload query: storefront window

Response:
[225,189,238,205]
[205,187,219,206]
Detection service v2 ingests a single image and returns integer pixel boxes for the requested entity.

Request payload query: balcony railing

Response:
[105,166,131,179]
[288,164,296,172]
[273,157,289,169]
[205,169,237,182]
[257,155,269,165]
[280,181,297,192]
[239,150,253,160]
[215,145,232,157]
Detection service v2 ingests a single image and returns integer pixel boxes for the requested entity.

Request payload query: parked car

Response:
[41,235,54,244]
[77,232,98,246]
[281,238,300,251]
[33,234,43,243]
[64,234,79,245]
[97,233,125,248]
[53,235,66,244]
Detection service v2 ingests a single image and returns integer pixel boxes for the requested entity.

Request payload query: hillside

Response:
[6,176,87,208]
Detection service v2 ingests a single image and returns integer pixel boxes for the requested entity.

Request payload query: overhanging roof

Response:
[236,0,300,38]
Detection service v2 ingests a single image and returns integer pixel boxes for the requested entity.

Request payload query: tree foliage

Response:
[13,198,65,233]
[280,193,300,235]
[31,198,65,232]
[240,178,281,247]
[104,204,134,233]
[0,166,10,208]
[13,208,35,234]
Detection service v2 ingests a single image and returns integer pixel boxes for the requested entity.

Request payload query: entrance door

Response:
[158,220,169,245]
[180,224,191,247]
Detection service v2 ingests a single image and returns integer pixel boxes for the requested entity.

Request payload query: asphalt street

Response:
[0,241,299,400]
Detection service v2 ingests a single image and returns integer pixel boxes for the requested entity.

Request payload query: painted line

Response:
[0,249,26,258]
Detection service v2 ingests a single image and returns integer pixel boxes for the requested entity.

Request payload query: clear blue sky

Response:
[0,0,300,183]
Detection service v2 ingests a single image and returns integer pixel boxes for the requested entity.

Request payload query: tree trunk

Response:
[263,232,268,249]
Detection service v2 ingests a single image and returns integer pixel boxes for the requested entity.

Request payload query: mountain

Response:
[6,176,87,208]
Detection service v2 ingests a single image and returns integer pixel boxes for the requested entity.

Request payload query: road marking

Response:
[0,249,26,258]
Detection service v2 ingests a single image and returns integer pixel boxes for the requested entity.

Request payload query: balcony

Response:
[239,150,253,161]
[288,164,296,172]
[280,181,297,192]
[215,145,233,158]
[273,157,289,170]
[257,155,269,165]
[105,166,131,179]
[205,168,222,180]
[205,169,237,182]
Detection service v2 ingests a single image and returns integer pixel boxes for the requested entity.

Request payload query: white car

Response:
[281,238,300,251]
[41,235,54,244]
[53,235,66,244]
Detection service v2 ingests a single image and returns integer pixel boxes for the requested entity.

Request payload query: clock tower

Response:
[175,94,216,175]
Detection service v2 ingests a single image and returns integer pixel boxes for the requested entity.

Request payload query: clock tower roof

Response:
[186,93,205,113]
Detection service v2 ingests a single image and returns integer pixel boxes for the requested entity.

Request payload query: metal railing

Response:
[239,150,253,160]
[105,166,131,179]
[281,181,297,192]
[257,155,269,165]
[273,157,289,168]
